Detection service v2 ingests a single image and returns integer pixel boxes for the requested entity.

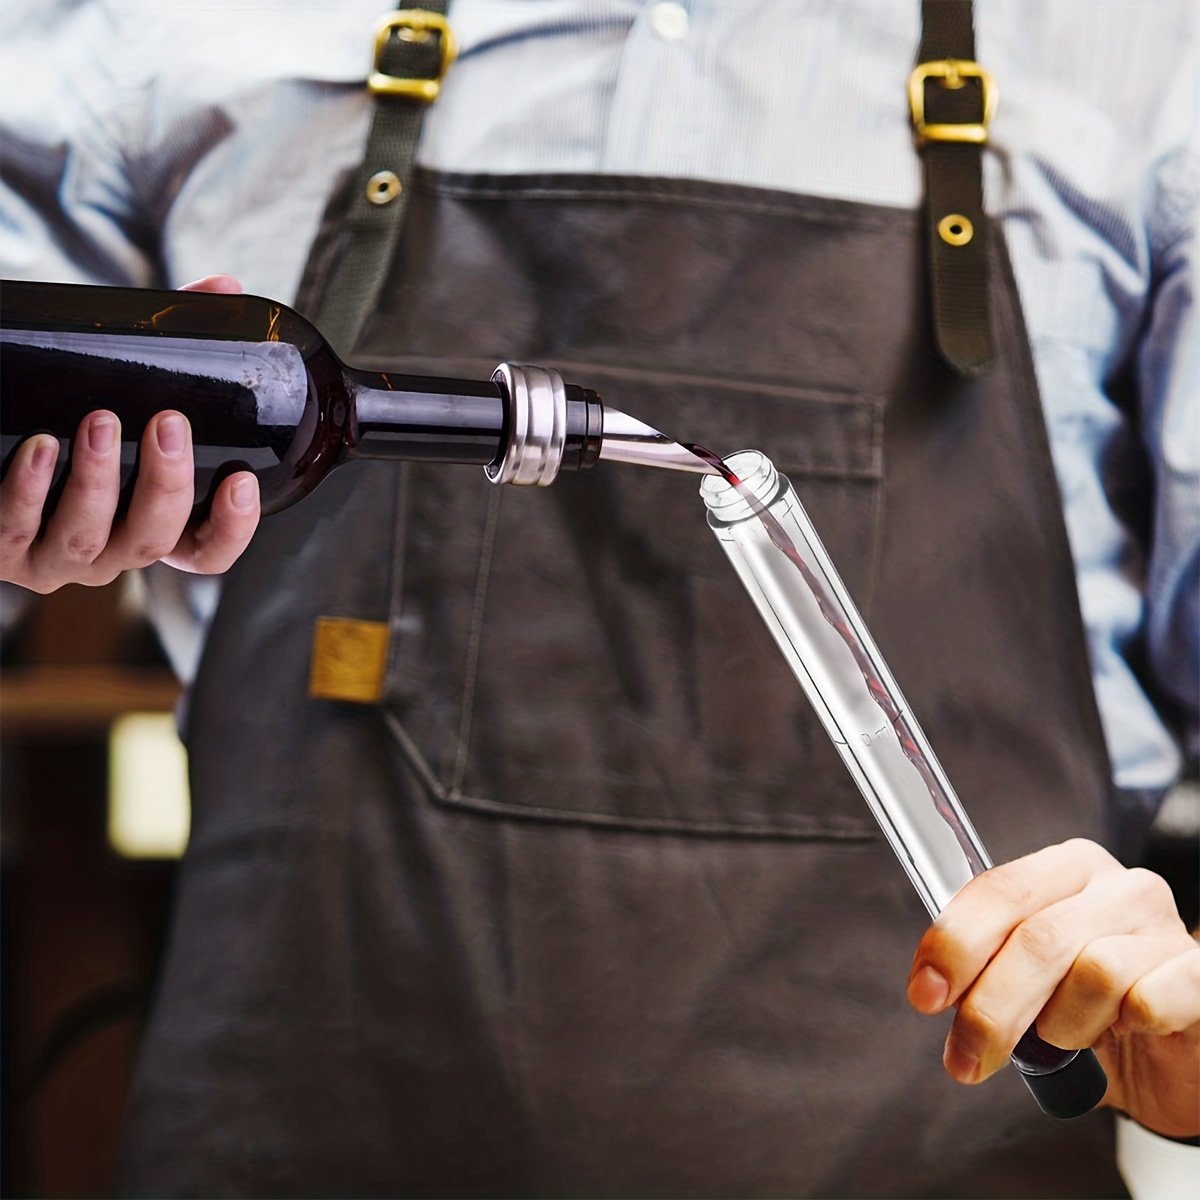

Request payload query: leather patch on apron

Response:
[309,616,390,703]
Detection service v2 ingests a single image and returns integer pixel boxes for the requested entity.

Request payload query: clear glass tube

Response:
[701,450,988,916]
[700,450,1107,1118]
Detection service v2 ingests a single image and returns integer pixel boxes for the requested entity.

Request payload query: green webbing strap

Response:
[321,2,992,374]
[314,1,454,358]
[913,0,996,376]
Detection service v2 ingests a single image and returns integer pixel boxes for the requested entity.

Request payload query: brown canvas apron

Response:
[118,171,1124,1198]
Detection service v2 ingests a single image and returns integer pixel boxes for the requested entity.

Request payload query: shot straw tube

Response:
[700,450,1107,1120]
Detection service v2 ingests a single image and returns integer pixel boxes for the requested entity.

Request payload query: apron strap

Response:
[911,0,996,376]
[313,1,456,357]
[317,1,995,377]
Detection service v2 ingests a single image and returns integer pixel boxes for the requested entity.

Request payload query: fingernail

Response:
[88,414,116,454]
[156,413,187,456]
[230,476,258,512]
[944,1038,980,1084]
[31,438,58,474]
[909,965,950,1013]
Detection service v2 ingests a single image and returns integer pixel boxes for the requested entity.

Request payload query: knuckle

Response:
[1124,867,1176,915]
[1068,942,1123,1002]
[140,474,193,502]
[72,466,118,495]
[1063,836,1112,867]
[135,449,192,487]
[955,995,1006,1048]
[1034,1004,1081,1051]
[65,532,106,563]
[1,528,35,555]
[1013,913,1068,964]
[992,856,1046,902]
[971,864,1035,917]
[1119,981,1169,1035]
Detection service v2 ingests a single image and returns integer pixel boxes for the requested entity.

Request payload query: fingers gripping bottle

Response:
[700,449,1108,1120]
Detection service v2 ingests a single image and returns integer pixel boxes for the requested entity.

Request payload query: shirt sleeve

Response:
[1117,1114,1200,1200]
[1139,137,1200,764]
[0,0,158,287]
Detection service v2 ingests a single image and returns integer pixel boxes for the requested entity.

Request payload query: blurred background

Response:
[1,573,185,1196]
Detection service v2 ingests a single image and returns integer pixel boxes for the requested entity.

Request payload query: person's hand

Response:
[907,838,1200,1138]
[0,274,260,592]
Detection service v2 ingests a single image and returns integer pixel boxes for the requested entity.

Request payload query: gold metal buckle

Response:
[908,59,996,145]
[368,10,457,103]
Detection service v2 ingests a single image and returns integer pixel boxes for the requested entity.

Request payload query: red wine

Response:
[0,280,603,518]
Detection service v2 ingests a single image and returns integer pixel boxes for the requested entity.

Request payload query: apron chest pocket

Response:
[381,366,886,840]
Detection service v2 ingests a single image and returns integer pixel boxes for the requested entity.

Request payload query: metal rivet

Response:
[366,170,402,206]
[937,213,974,246]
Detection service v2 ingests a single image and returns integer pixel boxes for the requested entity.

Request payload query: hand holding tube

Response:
[909,838,1200,1139]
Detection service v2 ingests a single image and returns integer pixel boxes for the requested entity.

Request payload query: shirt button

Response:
[650,1,689,41]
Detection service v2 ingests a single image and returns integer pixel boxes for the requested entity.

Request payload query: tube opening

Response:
[699,449,782,524]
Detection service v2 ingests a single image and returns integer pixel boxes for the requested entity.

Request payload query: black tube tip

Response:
[1016,1047,1108,1119]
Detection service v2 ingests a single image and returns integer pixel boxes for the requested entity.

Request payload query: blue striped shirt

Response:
[1,0,1196,790]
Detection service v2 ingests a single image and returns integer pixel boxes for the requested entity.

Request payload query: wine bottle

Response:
[0,280,708,519]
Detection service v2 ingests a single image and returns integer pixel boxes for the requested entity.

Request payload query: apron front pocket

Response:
[381,363,885,838]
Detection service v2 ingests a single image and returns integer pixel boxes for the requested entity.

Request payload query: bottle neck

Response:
[346,367,506,468]
[346,363,606,486]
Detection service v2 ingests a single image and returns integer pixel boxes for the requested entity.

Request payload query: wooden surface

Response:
[0,664,181,730]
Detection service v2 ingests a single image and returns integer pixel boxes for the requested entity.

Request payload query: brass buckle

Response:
[908,59,996,145]
[368,10,457,103]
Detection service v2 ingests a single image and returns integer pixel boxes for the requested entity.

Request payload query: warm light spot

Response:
[108,712,190,858]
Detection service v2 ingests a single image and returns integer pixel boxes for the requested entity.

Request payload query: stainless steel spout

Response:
[486,363,717,485]
[598,407,719,474]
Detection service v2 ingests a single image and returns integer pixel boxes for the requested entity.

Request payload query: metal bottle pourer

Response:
[487,364,717,485]
[598,407,721,475]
